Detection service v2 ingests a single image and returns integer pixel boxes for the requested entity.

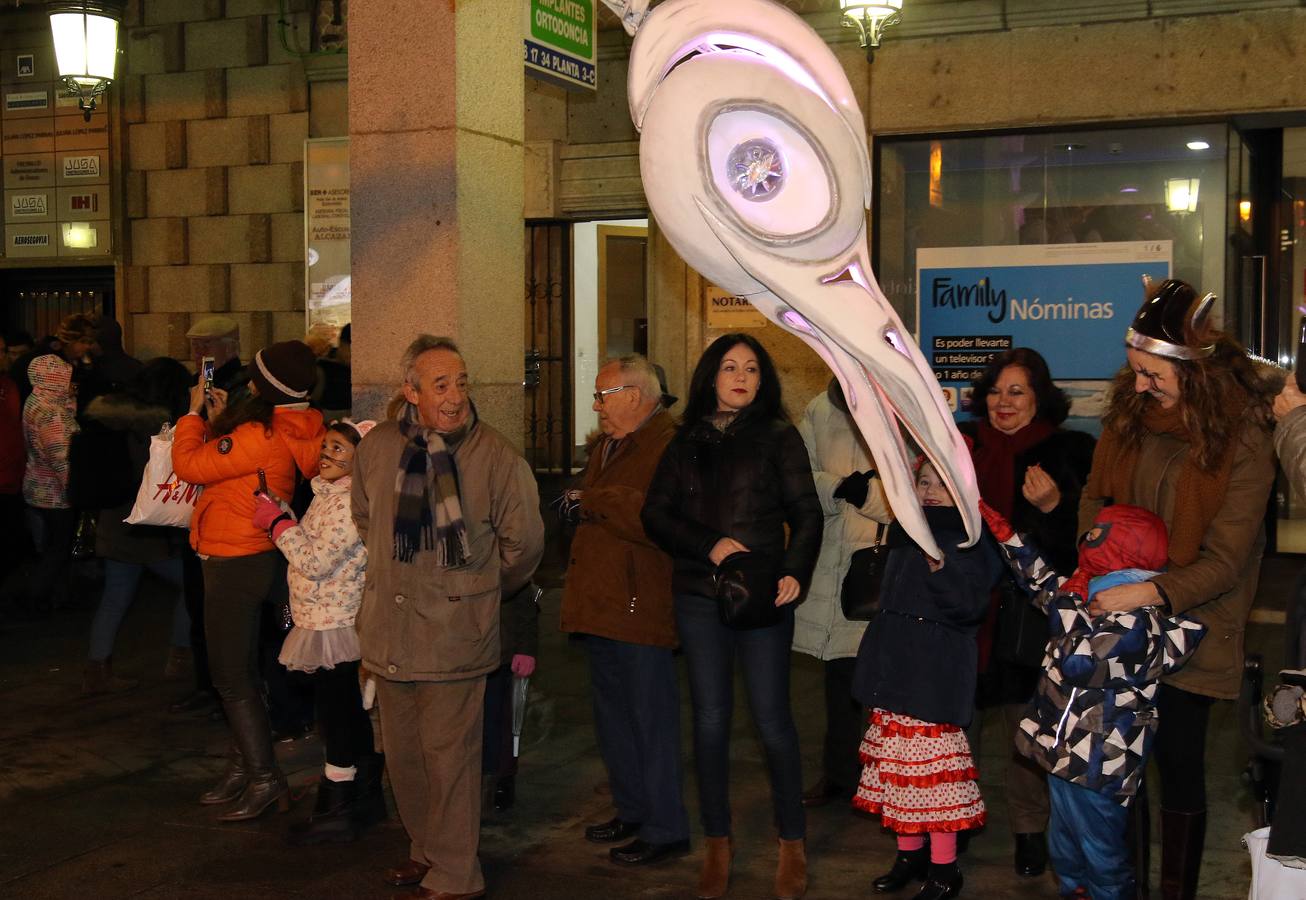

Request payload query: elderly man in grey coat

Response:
[353,335,544,900]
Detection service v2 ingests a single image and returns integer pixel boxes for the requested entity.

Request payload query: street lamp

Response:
[1165,177,1200,214]
[48,1,123,121]
[840,0,902,62]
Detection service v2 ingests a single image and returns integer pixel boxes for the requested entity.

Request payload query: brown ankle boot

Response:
[698,835,733,899]
[82,659,138,695]
[775,837,807,899]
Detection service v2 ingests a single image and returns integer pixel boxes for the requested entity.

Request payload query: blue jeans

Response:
[1047,775,1133,900]
[89,557,187,662]
[587,635,690,844]
[674,594,805,840]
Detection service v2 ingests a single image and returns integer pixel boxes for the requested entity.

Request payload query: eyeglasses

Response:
[593,384,635,403]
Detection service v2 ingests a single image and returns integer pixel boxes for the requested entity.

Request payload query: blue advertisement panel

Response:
[916,242,1172,422]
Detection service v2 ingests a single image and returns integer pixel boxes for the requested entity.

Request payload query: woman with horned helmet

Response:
[1079,278,1277,900]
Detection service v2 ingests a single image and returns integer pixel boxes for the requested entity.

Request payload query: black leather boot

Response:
[352,752,388,829]
[915,862,963,900]
[1159,808,1206,900]
[873,847,929,893]
[199,744,247,805]
[1126,788,1151,899]
[1014,832,1048,877]
[215,698,289,822]
[286,777,358,845]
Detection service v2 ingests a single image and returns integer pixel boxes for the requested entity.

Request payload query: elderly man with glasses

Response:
[561,353,690,866]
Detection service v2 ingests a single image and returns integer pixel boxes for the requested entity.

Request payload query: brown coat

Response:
[351,417,545,683]
[1079,421,1275,699]
[561,409,677,648]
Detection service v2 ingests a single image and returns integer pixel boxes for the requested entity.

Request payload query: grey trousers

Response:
[1001,701,1050,834]
[377,675,487,895]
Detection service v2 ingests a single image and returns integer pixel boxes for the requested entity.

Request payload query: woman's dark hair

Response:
[210,391,275,437]
[131,357,192,420]
[327,419,363,445]
[680,333,785,429]
[1103,331,1275,471]
[968,347,1070,426]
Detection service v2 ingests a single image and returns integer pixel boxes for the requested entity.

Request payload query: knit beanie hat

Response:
[251,340,317,405]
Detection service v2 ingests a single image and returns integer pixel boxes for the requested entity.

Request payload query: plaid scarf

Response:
[394,405,471,566]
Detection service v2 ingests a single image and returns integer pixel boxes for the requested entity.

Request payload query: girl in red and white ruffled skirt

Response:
[850,460,1004,899]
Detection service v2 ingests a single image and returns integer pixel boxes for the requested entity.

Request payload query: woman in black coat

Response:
[958,347,1095,878]
[642,334,822,900]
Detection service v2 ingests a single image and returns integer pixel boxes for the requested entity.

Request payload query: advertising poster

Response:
[524,0,597,92]
[916,241,1172,429]
[304,137,351,330]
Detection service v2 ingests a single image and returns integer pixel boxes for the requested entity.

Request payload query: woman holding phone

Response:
[172,340,325,821]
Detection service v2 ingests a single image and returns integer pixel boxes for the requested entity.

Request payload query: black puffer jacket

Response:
[641,408,822,600]
[852,507,1004,728]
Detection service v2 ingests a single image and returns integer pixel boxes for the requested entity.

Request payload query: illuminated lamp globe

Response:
[48,1,124,122]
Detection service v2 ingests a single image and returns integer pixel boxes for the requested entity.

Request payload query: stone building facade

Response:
[118,0,345,362]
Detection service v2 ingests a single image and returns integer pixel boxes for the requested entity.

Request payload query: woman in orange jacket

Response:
[172,340,324,821]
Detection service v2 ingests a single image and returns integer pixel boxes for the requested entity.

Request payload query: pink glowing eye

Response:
[728,139,786,202]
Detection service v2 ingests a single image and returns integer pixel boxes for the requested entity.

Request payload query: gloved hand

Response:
[511,654,536,677]
[833,470,872,508]
[978,498,1014,541]
[252,493,295,539]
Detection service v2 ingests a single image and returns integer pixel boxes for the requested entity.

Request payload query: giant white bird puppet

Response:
[599,0,981,560]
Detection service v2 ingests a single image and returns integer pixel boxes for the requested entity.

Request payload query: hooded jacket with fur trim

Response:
[172,406,324,557]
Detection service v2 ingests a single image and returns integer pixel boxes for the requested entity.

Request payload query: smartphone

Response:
[201,356,216,395]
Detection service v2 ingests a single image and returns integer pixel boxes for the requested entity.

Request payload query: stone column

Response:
[349,0,525,439]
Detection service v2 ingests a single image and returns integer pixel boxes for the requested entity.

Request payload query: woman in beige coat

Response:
[1080,279,1276,900]
[792,378,890,805]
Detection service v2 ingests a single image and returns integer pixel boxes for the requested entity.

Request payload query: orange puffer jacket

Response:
[172,406,325,557]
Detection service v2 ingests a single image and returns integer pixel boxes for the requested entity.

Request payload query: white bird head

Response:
[607,0,980,558]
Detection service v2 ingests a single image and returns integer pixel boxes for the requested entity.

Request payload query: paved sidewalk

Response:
[0,556,1289,898]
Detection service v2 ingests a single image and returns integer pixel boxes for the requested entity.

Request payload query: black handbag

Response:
[714,551,783,630]
[840,522,888,621]
[992,579,1049,668]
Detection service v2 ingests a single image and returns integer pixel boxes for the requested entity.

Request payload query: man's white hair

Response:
[605,353,661,405]
[400,334,461,388]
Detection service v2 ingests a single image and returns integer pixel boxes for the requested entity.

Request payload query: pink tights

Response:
[896,832,956,865]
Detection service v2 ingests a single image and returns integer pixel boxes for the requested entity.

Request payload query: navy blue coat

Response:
[852,507,1003,728]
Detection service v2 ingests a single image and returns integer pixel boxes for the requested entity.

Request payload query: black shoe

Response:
[170,689,218,715]
[914,863,962,900]
[286,778,359,846]
[585,817,642,844]
[1014,831,1047,877]
[609,838,691,866]
[494,775,515,812]
[800,777,851,808]
[271,722,314,743]
[873,847,929,893]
